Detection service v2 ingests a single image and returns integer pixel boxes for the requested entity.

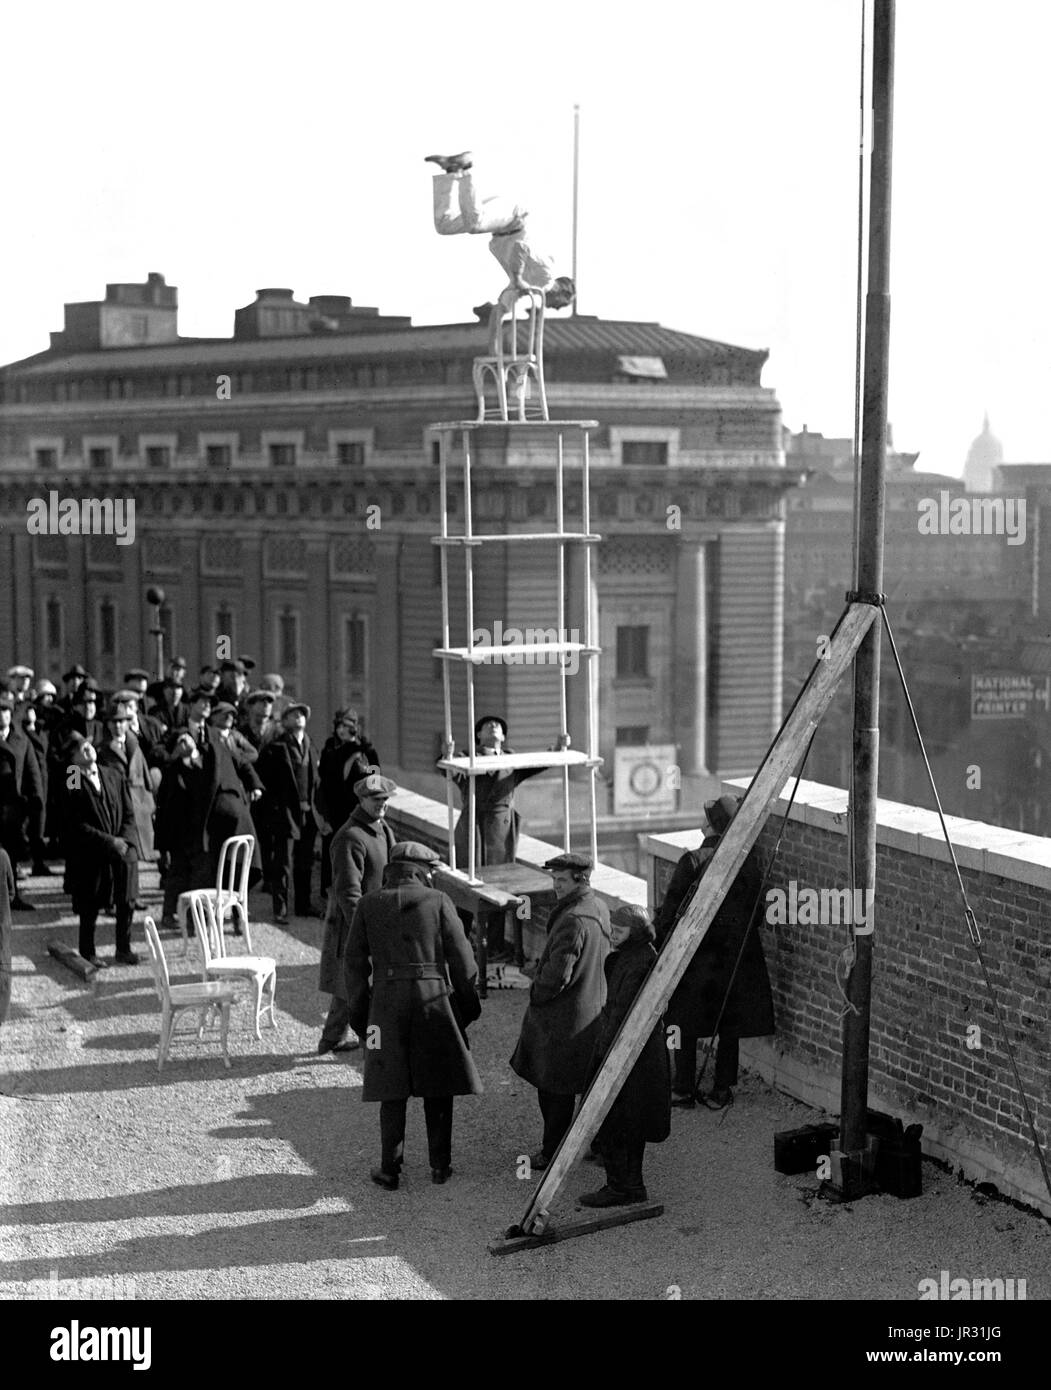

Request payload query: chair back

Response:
[144,916,171,1004]
[186,890,222,969]
[216,834,255,949]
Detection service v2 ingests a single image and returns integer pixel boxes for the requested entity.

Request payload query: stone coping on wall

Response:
[640,776,1051,891]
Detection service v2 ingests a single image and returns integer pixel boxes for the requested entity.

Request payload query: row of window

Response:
[29,438,679,472]
[39,597,369,682]
[5,359,472,406]
[30,438,369,471]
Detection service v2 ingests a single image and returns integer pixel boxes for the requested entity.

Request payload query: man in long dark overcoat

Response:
[259,703,320,923]
[510,852,611,1167]
[63,738,139,967]
[578,905,671,1207]
[654,793,774,1109]
[0,848,13,1024]
[345,841,482,1189]
[318,774,397,1054]
[155,712,261,927]
[0,691,44,910]
[97,702,156,863]
[316,708,380,897]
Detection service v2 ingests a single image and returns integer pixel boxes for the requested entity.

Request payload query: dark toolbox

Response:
[774,1122,839,1174]
[773,1111,923,1197]
[866,1109,924,1199]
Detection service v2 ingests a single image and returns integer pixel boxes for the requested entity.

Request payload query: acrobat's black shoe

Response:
[425,151,472,173]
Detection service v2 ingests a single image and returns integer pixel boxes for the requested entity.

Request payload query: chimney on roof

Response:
[50,273,179,351]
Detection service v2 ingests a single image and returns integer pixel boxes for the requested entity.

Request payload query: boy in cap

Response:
[345,840,482,1188]
[578,905,671,1207]
[654,795,774,1109]
[510,852,611,1168]
[318,773,398,1052]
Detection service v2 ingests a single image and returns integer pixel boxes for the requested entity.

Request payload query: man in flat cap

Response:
[119,672,167,764]
[345,840,482,1188]
[146,657,188,731]
[96,698,156,867]
[318,773,398,1053]
[316,708,380,901]
[259,702,320,923]
[654,794,774,1109]
[510,852,611,1168]
[7,666,34,718]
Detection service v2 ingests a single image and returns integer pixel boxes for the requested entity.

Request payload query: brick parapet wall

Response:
[643,779,1051,1216]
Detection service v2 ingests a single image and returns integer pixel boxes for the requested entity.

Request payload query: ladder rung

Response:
[434,643,600,662]
[432,533,601,546]
[439,750,603,772]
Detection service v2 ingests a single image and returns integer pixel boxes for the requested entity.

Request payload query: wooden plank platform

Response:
[489,1201,664,1255]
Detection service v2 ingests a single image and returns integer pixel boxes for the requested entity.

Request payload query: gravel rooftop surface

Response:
[1,866,1049,1301]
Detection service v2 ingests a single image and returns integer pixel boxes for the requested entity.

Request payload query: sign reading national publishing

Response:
[971,673,1051,720]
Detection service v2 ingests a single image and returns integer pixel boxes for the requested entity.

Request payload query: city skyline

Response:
[4,0,1049,479]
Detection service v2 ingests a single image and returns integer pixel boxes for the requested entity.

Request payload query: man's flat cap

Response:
[219,659,246,674]
[35,679,58,697]
[8,665,34,679]
[187,687,214,704]
[390,841,440,865]
[543,852,593,872]
[209,702,238,719]
[283,702,311,721]
[245,689,275,707]
[111,689,140,706]
[63,664,88,680]
[354,772,398,798]
[238,655,257,671]
[123,669,151,683]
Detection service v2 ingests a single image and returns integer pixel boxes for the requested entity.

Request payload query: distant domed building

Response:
[964,412,1003,492]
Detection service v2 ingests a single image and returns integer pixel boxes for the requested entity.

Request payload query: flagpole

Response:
[838,0,895,1197]
[571,104,580,317]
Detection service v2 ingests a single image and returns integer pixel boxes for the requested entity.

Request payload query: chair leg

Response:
[265,971,278,1028]
[219,1003,232,1069]
[252,976,264,1040]
[159,1005,173,1072]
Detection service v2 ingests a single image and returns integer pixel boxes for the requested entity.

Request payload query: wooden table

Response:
[432,863,554,998]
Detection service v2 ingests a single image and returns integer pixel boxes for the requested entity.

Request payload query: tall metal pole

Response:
[571,104,580,317]
[839,0,894,1183]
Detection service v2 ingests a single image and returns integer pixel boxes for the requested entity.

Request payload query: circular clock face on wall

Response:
[629,761,662,797]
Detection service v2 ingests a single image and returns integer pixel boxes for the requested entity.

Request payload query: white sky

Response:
[3,0,1049,478]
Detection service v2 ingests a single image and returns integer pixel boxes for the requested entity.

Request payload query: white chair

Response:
[176,834,255,956]
[473,287,549,423]
[186,889,277,1040]
[143,915,238,1072]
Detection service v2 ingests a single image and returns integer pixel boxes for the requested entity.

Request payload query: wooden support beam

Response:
[47,942,98,982]
[504,602,878,1243]
[489,1201,664,1255]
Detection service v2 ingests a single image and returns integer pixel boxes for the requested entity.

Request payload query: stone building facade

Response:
[0,274,797,815]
